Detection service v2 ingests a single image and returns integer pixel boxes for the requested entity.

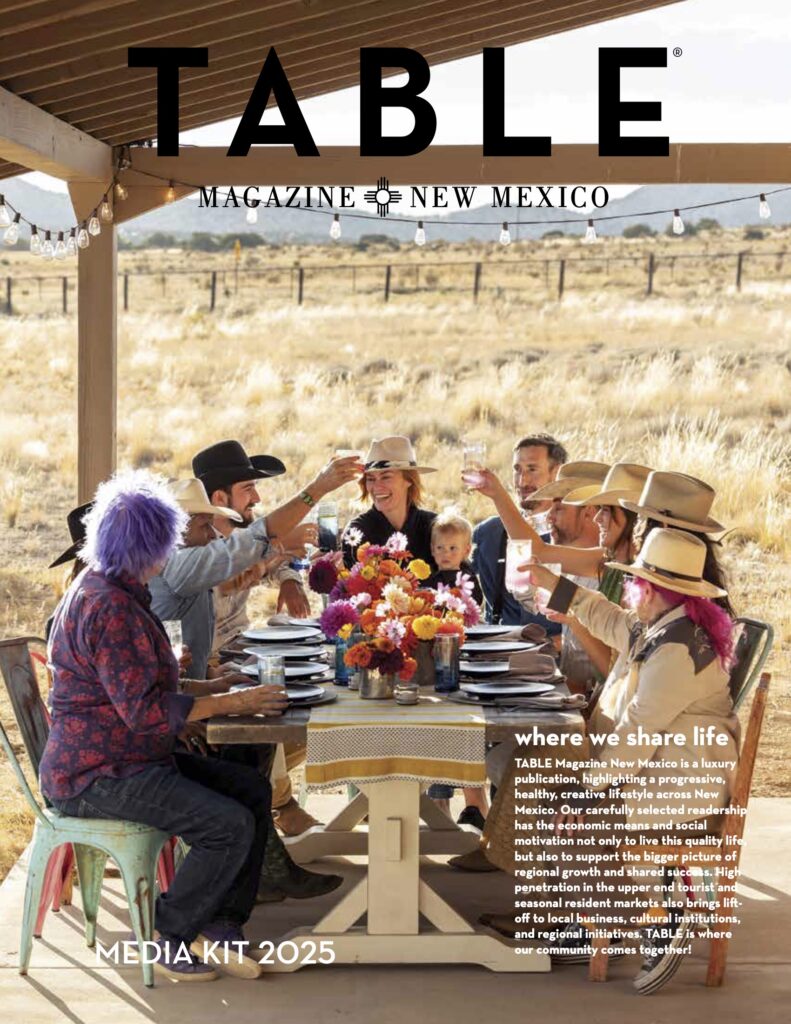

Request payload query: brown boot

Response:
[273,798,323,837]
[447,848,500,872]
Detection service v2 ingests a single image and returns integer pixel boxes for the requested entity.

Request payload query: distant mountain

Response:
[1,178,787,244]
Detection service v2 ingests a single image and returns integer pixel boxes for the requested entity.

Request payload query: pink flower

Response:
[385,531,409,555]
[319,600,360,638]
[308,555,339,594]
[378,619,407,645]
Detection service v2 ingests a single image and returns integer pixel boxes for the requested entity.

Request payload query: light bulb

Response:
[54,231,67,260]
[0,196,9,228]
[245,206,258,225]
[41,230,54,260]
[100,198,113,223]
[759,193,771,219]
[77,223,90,248]
[672,209,685,235]
[499,221,511,245]
[414,220,426,246]
[3,213,20,246]
[66,228,77,256]
[330,213,342,240]
[584,218,597,243]
[30,225,41,254]
[88,214,101,236]
[115,181,128,201]
[165,181,176,203]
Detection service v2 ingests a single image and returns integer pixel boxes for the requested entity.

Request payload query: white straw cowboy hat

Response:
[363,436,436,474]
[170,479,243,522]
[621,470,725,533]
[606,527,727,599]
[529,461,610,502]
[564,462,652,506]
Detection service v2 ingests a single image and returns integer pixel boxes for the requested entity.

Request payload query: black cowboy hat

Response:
[49,501,93,568]
[192,440,286,493]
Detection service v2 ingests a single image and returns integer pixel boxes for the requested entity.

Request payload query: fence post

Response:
[646,252,655,296]
[384,264,391,301]
[5,276,11,315]
[62,276,68,314]
[473,261,482,302]
[297,266,304,305]
[209,270,217,311]
[123,271,129,311]
[736,251,746,291]
[557,259,565,300]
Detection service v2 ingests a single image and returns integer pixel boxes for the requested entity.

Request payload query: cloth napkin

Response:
[493,692,587,709]
[267,613,292,626]
[506,650,558,679]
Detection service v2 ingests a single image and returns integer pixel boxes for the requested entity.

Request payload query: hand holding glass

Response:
[505,539,533,594]
[163,620,183,661]
[462,442,487,491]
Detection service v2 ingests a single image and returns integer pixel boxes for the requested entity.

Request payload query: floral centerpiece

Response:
[311,530,480,682]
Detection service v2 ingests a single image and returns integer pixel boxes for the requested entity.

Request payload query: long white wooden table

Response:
[207,697,584,973]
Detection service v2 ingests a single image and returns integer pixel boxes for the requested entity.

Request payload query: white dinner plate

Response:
[243,644,328,661]
[461,680,557,698]
[241,626,323,643]
[465,624,516,639]
[462,640,534,655]
[231,682,326,701]
[241,661,329,681]
[287,617,322,628]
[459,660,510,676]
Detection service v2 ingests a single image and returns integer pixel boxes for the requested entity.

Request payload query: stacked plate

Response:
[238,622,334,703]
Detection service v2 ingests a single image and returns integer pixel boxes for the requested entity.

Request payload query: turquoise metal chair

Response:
[0,719,168,988]
[730,617,773,709]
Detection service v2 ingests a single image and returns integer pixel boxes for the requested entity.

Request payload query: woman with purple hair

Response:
[40,470,289,982]
[471,528,741,996]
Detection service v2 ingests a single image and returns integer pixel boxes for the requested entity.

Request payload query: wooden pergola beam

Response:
[0,84,111,180]
[128,144,791,188]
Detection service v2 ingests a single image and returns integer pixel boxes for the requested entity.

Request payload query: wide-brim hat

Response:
[621,470,725,533]
[49,500,93,568]
[529,460,610,502]
[565,462,653,507]
[170,479,244,521]
[192,440,286,490]
[363,436,436,474]
[606,526,727,599]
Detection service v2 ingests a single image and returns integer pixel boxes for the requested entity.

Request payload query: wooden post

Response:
[646,252,655,295]
[62,276,68,314]
[473,261,482,302]
[735,251,746,291]
[209,270,217,310]
[557,259,565,300]
[384,264,391,302]
[77,224,116,502]
[5,276,11,315]
[297,266,304,305]
[123,271,129,311]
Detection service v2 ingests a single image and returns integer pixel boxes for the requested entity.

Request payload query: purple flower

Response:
[371,646,405,675]
[308,555,339,594]
[319,600,360,638]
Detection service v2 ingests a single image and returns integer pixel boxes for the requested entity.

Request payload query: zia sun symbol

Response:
[363,176,403,217]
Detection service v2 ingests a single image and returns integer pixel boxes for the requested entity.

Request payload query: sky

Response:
[23,0,791,209]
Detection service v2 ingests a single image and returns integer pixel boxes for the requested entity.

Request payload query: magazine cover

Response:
[0,1,788,1021]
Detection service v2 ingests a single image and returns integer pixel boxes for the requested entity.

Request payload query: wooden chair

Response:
[587,671,771,986]
[729,618,773,709]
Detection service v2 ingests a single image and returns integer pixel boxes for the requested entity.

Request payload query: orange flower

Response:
[399,656,417,681]
[379,559,402,577]
[345,643,372,669]
[359,608,379,635]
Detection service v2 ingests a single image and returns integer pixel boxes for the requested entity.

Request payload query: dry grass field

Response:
[0,227,789,881]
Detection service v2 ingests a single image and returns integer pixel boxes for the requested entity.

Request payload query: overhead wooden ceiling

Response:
[0,0,685,182]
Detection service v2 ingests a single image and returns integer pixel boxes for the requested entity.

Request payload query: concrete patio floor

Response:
[1,795,789,1024]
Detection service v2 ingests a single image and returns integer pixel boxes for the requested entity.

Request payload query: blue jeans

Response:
[50,751,272,944]
[428,784,454,800]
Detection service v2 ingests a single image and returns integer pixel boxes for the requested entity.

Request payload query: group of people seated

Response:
[38,430,742,993]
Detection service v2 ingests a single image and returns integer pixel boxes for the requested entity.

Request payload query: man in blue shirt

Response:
[472,433,567,630]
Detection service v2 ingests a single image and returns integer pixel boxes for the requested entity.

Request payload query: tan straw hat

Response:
[621,470,725,533]
[564,462,652,506]
[606,527,726,599]
[363,436,436,474]
[170,479,243,521]
[529,461,610,502]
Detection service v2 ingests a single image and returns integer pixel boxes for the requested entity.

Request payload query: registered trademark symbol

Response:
[673,47,682,57]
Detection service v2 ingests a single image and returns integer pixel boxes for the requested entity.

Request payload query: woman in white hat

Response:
[475,528,739,995]
[341,435,439,568]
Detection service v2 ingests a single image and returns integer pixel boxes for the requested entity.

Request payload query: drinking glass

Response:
[163,620,183,661]
[462,441,487,491]
[504,539,533,595]
[317,500,339,552]
[434,634,460,693]
[534,563,562,612]
[257,654,286,688]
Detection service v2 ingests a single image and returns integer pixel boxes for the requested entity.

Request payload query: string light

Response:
[3,212,20,246]
[88,213,101,236]
[499,221,511,245]
[414,220,426,246]
[165,181,176,203]
[66,228,77,256]
[41,230,54,260]
[0,195,9,228]
[330,213,342,240]
[77,223,90,249]
[30,225,41,254]
[759,193,771,219]
[584,218,597,243]
[245,206,258,224]
[672,209,685,235]
[99,198,113,223]
[54,231,67,260]
[115,181,128,201]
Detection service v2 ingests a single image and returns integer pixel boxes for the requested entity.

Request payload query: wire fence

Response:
[2,248,790,316]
